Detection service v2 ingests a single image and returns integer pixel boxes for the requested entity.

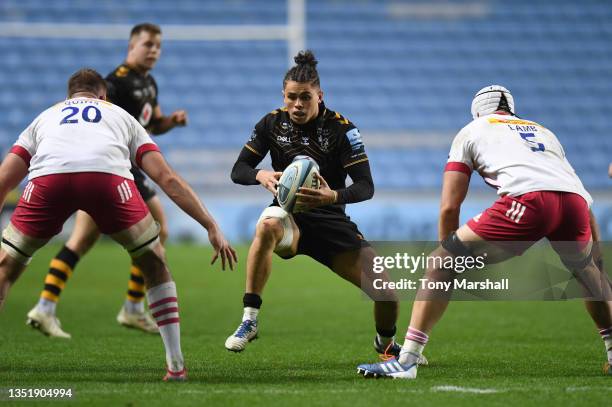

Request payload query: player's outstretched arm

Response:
[438,171,470,241]
[148,105,188,135]
[140,150,237,270]
[0,153,29,213]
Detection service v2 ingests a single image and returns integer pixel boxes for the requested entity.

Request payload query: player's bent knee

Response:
[1,223,47,265]
[123,220,162,259]
[257,206,294,254]
[561,251,593,272]
[441,231,474,258]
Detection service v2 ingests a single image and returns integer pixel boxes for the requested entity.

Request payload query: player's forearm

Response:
[231,147,265,185]
[149,116,176,135]
[158,173,218,231]
[438,206,461,241]
[335,178,374,204]
[336,161,374,204]
[231,161,260,185]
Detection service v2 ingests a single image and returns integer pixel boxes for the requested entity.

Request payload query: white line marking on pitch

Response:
[431,385,503,394]
[565,386,612,392]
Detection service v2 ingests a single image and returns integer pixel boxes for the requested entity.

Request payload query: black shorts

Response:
[130,167,156,201]
[291,206,370,269]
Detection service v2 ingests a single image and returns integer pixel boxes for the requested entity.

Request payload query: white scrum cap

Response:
[471,85,515,119]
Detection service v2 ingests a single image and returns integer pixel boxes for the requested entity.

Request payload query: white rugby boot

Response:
[116,307,159,334]
[26,307,71,339]
[357,358,418,379]
[225,319,258,352]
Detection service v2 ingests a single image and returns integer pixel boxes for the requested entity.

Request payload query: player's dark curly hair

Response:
[67,68,107,97]
[283,50,320,88]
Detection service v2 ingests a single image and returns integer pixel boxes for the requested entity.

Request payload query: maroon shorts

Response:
[467,191,591,254]
[10,172,149,239]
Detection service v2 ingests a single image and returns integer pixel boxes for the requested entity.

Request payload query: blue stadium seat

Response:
[0,0,610,191]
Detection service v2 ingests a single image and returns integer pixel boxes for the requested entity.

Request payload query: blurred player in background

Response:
[0,68,236,380]
[225,50,427,364]
[357,85,612,378]
[26,23,188,338]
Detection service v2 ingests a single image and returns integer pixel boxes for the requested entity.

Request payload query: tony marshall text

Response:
[373,278,509,291]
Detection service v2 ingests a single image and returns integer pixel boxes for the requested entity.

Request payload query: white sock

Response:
[147,282,184,373]
[242,307,259,322]
[399,340,425,364]
[399,326,429,365]
[124,299,145,314]
[600,327,612,363]
[37,298,57,315]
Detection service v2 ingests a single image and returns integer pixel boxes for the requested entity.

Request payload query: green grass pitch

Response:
[0,242,610,406]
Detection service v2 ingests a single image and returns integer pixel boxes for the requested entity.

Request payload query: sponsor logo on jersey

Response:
[139,102,153,126]
[277,122,291,135]
[277,135,291,144]
[488,118,542,127]
[148,84,157,100]
[132,84,156,102]
[346,128,363,151]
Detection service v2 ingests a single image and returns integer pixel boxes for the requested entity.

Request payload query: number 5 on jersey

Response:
[519,132,545,152]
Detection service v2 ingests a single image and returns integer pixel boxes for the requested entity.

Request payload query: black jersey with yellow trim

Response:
[245,102,368,192]
[105,64,159,129]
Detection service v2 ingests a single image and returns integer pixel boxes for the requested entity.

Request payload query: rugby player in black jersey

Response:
[26,23,190,338]
[225,50,427,364]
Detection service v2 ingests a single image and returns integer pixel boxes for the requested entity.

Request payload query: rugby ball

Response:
[277,157,320,213]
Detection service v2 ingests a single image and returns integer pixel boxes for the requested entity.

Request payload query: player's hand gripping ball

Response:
[277,156,320,213]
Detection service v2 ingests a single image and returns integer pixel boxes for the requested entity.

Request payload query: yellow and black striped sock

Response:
[40,246,80,303]
[126,264,146,306]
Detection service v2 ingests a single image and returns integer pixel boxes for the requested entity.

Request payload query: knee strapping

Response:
[257,206,293,253]
[126,221,161,258]
[441,232,473,258]
[1,224,40,265]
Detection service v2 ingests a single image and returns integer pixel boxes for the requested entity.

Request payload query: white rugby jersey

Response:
[446,113,592,205]
[11,97,159,180]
